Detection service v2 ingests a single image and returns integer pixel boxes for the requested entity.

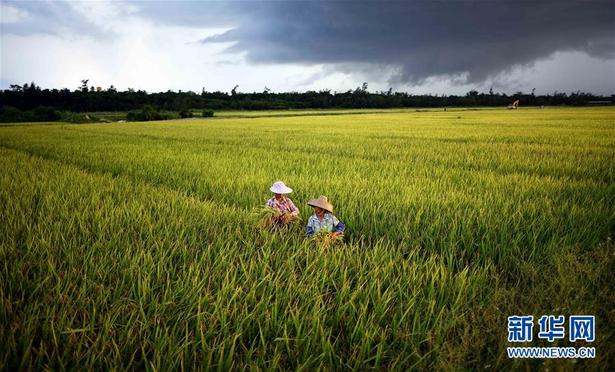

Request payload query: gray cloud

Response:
[133,1,248,28]
[1,0,114,39]
[197,0,614,85]
[3,0,613,92]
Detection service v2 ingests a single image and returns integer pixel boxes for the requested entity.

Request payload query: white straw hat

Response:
[270,181,293,194]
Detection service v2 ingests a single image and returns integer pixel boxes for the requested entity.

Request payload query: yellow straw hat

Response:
[307,195,333,213]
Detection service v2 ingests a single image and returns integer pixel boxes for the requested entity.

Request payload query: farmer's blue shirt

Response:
[306,213,345,236]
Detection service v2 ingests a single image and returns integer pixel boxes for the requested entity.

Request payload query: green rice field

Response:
[1,107,614,370]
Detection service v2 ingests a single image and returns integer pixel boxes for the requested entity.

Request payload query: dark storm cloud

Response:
[4,0,613,88]
[1,0,113,39]
[196,0,615,84]
[133,1,243,28]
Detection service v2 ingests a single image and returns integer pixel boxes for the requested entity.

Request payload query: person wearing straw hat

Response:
[265,181,300,226]
[306,195,345,238]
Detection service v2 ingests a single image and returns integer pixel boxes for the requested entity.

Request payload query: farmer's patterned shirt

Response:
[266,196,299,215]
[306,213,345,236]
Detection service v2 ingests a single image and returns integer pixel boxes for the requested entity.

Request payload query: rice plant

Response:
[1,107,613,370]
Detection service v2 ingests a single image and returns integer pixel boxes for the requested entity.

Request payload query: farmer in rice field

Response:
[306,196,345,239]
[265,181,300,227]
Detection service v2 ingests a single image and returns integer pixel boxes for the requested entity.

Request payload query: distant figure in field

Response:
[264,181,300,227]
[306,195,345,240]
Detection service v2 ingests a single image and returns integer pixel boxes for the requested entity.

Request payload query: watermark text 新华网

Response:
[507,315,595,359]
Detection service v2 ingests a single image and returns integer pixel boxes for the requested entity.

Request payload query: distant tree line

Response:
[1,81,612,114]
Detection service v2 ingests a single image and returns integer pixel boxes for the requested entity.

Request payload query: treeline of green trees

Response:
[0,105,216,123]
[0,106,64,123]
[1,81,612,121]
[124,106,213,121]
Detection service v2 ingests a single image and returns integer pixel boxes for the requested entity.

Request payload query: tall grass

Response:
[1,107,614,369]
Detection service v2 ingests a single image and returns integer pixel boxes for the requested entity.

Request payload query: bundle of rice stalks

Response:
[252,207,303,232]
[252,206,281,229]
[310,231,343,249]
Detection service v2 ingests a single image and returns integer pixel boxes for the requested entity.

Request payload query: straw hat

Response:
[270,181,293,194]
[307,195,333,213]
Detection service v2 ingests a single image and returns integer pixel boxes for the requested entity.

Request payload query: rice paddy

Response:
[1,107,614,370]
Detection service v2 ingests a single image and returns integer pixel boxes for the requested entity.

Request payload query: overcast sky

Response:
[1,0,614,95]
